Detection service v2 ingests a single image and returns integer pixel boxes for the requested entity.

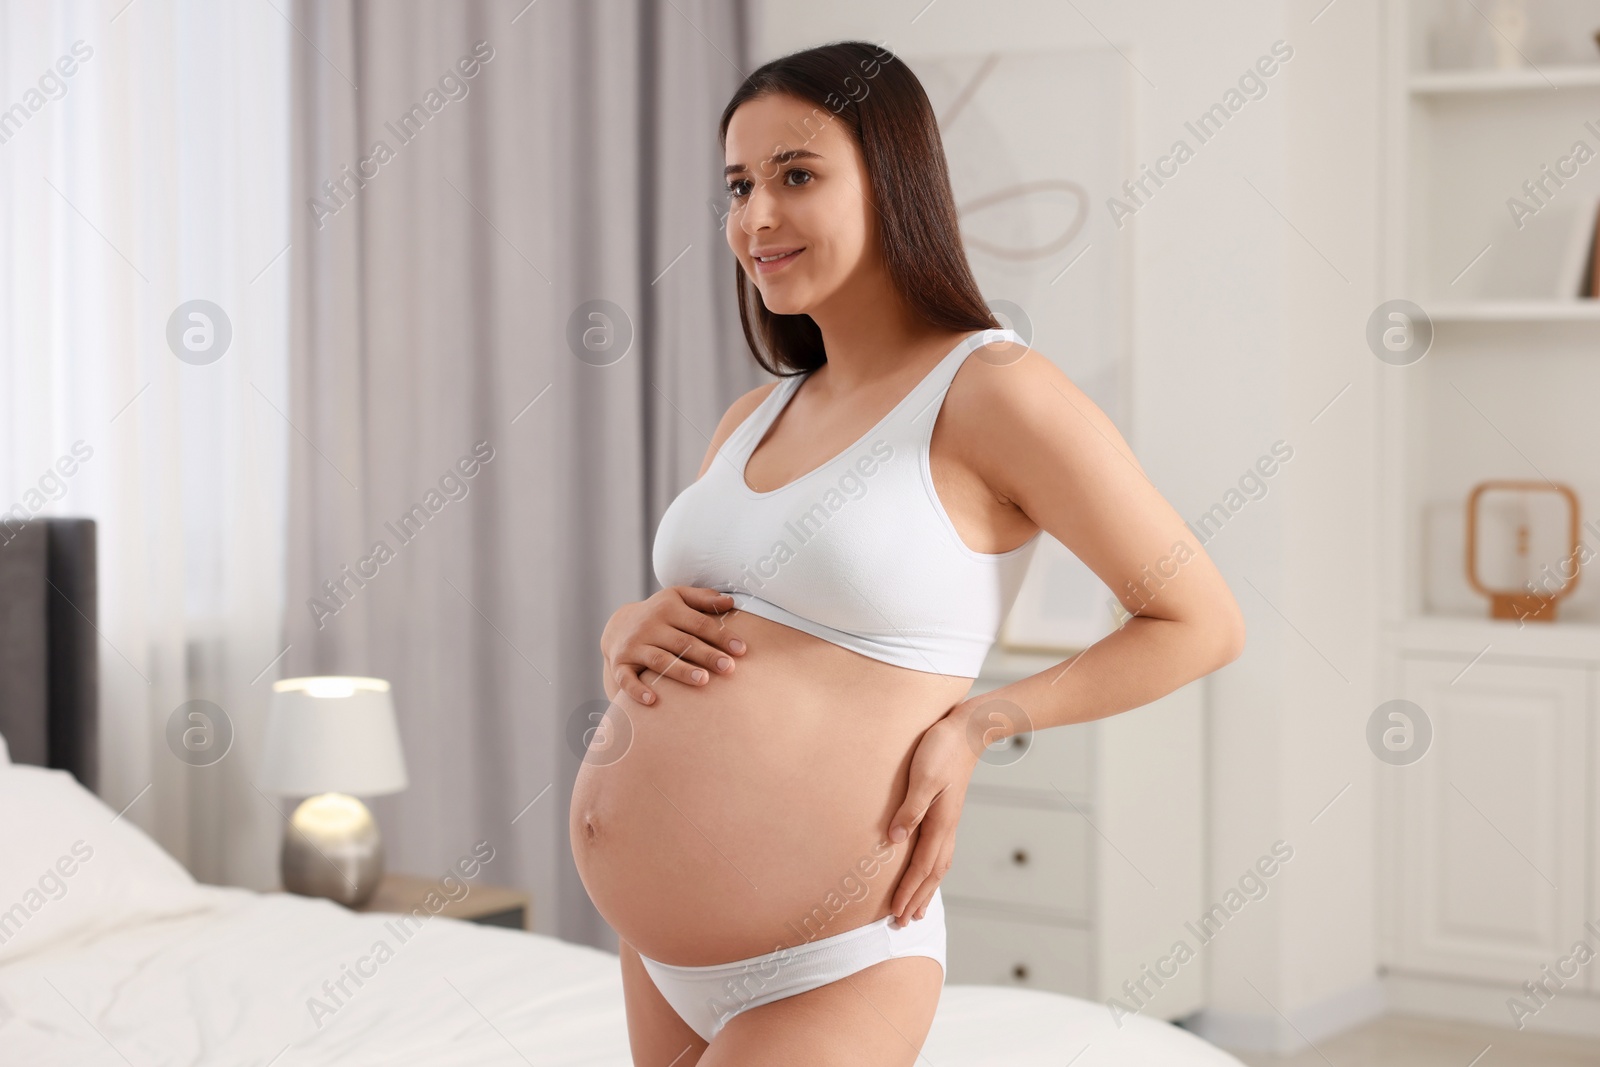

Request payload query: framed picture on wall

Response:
[917,45,1133,654]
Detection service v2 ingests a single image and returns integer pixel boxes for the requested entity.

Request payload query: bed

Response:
[0,520,1245,1065]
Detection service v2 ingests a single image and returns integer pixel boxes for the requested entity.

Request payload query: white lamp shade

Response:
[258,676,409,796]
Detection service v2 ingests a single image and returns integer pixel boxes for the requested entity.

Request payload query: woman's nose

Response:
[738,181,777,234]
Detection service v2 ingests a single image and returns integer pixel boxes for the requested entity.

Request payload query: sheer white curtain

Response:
[0,0,290,887]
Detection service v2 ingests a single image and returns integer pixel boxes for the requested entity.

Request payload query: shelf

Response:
[1390,614,1600,663]
[1427,300,1600,323]
[1410,65,1600,95]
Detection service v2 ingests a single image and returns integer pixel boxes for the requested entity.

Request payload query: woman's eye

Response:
[725,170,809,198]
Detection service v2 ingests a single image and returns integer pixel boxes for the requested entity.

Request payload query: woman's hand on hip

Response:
[600,586,746,707]
[886,704,984,928]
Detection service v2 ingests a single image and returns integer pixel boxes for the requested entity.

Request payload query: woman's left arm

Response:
[886,341,1247,927]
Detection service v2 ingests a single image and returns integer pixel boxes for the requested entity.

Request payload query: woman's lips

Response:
[752,248,804,275]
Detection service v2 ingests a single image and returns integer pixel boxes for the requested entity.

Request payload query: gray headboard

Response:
[0,517,99,790]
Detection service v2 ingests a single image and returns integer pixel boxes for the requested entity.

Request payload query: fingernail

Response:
[717,656,732,671]
[730,639,745,653]
[692,669,707,683]
[890,825,906,842]
[642,691,654,704]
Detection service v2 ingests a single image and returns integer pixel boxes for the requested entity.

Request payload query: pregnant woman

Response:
[570,41,1245,1066]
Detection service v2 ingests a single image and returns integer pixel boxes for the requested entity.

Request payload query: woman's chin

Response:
[756,284,812,316]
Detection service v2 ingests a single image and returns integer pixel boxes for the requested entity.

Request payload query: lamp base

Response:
[281,792,385,907]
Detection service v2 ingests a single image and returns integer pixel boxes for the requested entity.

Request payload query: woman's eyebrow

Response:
[724,148,823,177]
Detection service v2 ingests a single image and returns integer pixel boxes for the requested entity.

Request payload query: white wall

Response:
[751,0,1383,1052]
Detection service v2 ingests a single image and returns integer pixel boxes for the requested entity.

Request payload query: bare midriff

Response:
[569,607,974,966]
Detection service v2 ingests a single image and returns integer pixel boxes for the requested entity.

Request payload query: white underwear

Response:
[636,886,947,1043]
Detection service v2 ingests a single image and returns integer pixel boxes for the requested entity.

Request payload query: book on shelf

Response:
[1561,196,1600,299]
[1590,196,1600,299]
[1486,196,1599,300]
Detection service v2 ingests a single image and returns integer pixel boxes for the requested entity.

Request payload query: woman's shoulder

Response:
[944,337,1146,496]
[725,378,785,425]
[694,377,787,480]
[948,336,1054,407]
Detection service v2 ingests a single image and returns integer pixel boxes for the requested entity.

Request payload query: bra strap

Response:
[733,328,1022,460]
[898,327,1024,437]
[727,372,804,464]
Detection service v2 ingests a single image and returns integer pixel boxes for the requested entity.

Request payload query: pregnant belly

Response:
[569,609,974,966]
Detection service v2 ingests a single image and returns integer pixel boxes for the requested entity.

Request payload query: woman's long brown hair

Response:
[717,41,999,376]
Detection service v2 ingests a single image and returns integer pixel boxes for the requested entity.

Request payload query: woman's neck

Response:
[805,271,965,391]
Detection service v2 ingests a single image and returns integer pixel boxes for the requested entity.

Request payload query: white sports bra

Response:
[651,327,1043,678]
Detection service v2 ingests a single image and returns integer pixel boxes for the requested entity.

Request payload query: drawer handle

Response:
[1012,963,1030,981]
[1012,849,1029,866]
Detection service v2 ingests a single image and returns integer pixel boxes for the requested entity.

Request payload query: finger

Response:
[617,665,656,706]
[890,798,958,917]
[662,610,745,670]
[890,868,924,926]
[627,641,711,688]
[889,828,939,919]
[672,599,747,657]
[676,587,742,640]
[888,778,946,844]
[679,586,741,621]
[895,848,952,927]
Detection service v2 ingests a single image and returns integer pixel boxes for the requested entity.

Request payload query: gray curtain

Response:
[286,0,754,950]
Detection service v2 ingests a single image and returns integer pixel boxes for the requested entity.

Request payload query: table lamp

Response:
[258,676,408,907]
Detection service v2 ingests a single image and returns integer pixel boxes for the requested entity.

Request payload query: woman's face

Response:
[722,92,879,316]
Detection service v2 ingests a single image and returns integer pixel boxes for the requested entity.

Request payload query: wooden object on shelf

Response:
[351,872,531,930]
[1464,480,1581,623]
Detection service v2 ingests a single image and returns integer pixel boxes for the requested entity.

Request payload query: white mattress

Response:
[0,883,1245,1065]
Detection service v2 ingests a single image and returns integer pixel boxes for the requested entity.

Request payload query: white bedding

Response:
[0,762,1244,1064]
[0,884,1244,1065]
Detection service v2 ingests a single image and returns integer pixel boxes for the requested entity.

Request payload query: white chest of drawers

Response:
[943,649,1207,1023]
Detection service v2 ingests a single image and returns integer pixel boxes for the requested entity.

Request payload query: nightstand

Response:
[352,873,532,930]
[943,649,1204,1021]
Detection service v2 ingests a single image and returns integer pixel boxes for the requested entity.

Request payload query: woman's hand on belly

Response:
[572,617,1001,963]
[600,586,748,706]
[885,703,986,928]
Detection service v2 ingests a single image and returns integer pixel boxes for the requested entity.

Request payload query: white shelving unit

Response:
[1428,300,1600,321]
[1410,63,1600,94]
[1379,0,1600,1039]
